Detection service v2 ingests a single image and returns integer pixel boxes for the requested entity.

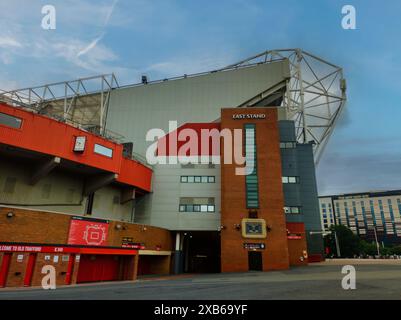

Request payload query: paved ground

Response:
[1,260,401,300]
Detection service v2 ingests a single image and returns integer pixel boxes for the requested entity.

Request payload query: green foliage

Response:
[324,225,401,257]
[326,225,361,258]
[359,240,378,256]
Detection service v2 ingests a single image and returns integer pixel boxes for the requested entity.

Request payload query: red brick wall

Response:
[0,207,173,251]
[3,252,28,287]
[0,206,173,287]
[220,108,290,272]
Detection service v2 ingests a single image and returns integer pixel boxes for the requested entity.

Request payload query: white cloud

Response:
[145,51,236,79]
[77,35,104,57]
[0,36,22,48]
[51,38,118,72]
[77,0,119,58]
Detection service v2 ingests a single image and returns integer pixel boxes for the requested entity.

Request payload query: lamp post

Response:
[333,230,341,258]
[372,226,380,256]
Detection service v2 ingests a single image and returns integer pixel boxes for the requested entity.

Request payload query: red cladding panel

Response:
[286,222,305,234]
[156,122,221,156]
[0,103,121,173]
[0,103,152,191]
[117,157,152,192]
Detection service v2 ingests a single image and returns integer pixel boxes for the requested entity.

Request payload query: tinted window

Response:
[94,144,113,158]
[0,112,22,129]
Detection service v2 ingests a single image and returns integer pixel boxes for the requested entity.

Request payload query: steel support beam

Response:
[30,156,61,185]
[120,188,136,204]
[84,173,118,196]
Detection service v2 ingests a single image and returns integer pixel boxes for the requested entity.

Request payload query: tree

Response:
[390,245,401,255]
[324,225,362,258]
[359,240,378,256]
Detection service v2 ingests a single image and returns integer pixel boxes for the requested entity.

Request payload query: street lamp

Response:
[370,225,380,256]
[310,230,341,258]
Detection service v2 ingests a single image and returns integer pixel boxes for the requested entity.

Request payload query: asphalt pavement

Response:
[1,260,401,300]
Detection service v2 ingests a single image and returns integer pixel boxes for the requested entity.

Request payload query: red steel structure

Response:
[0,102,152,192]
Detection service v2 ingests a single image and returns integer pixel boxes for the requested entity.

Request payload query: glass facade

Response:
[320,193,401,244]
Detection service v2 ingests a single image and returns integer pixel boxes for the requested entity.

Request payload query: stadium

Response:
[0,49,346,287]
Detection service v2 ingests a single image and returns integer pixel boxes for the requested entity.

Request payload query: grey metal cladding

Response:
[105,60,290,156]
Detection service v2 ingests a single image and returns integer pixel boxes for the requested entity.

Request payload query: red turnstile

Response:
[0,253,12,287]
[23,253,37,287]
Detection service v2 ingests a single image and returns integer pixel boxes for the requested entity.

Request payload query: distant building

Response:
[319,190,401,244]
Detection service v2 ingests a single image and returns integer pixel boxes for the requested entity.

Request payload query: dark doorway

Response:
[183,231,221,273]
[248,251,263,271]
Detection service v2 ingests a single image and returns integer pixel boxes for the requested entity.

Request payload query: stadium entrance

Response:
[183,231,220,273]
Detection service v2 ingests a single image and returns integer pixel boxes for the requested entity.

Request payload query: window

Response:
[179,197,215,213]
[180,176,215,183]
[181,163,195,169]
[284,206,301,214]
[282,176,299,184]
[94,144,113,158]
[181,163,215,169]
[0,112,22,129]
[280,141,296,149]
[179,204,215,213]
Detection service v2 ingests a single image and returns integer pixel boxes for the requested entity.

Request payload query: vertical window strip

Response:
[335,202,342,225]
[387,199,397,235]
[369,200,377,227]
[344,202,351,228]
[244,124,259,208]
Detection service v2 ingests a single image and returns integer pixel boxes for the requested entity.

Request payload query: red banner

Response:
[0,244,137,255]
[68,216,109,246]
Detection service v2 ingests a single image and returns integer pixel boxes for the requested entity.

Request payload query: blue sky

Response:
[1,0,401,195]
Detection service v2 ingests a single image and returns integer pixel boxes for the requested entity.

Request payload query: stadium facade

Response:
[0,49,346,287]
